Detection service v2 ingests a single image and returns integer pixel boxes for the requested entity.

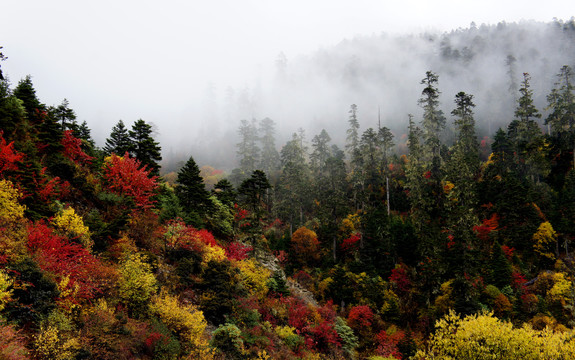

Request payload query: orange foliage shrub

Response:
[291,227,320,266]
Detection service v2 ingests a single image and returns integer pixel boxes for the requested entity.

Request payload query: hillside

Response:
[2,19,575,359]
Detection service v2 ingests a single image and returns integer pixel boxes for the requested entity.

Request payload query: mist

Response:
[161,19,575,172]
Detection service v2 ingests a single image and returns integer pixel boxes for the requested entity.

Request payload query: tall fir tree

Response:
[237,118,260,175]
[104,120,132,156]
[176,154,212,226]
[129,119,162,176]
[258,117,280,176]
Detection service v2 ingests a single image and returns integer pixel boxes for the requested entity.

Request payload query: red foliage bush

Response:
[347,305,374,329]
[287,297,314,331]
[102,153,158,209]
[225,242,253,261]
[473,213,499,242]
[340,233,361,252]
[376,329,405,359]
[304,320,341,353]
[389,265,411,294]
[0,132,24,175]
[61,130,93,165]
[27,222,112,300]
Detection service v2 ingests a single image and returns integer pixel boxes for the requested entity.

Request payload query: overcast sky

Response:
[1,0,574,145]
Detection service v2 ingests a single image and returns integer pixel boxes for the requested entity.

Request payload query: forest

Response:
[1,19,575,360]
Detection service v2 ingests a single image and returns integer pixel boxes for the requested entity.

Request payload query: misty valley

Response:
[2,18,575,359]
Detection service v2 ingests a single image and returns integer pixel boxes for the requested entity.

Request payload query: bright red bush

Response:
[61,130,93,165]
[376,329,405,359]
[389,265,411,294]
[304,320,341,353]
[27,222,111,300]
[347,305,374,329]
[102,153,158,209]
[225,242,253,261]
[341,233,361,252]
[0,132,24,175]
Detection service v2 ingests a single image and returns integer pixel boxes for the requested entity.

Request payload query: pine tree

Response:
[310,129,332,177]
[104,120,132,156]
[129,119,162,176]
[237,119,260,175]
[346,104,360,160]
[546,65,575,167]
[13,75,44,119]
[49,98,77,131]
[238,170,271,220]
[258,117,280,176]
[510,73,547,181]
[176,154,212,224]
[418,71,446,161]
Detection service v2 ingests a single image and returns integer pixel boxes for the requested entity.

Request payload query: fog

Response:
[170,20,575,170]
[1,1,574,172]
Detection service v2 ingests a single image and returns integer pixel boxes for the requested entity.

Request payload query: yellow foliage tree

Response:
[235,259,271,299]
[117,253,158,309]
[0,269,13,312]
[149,290,209,351]
[52,207,92,250]
[0,179,25,225]
[34,325,80,360]
[414,310,575,359]
[201,245,227,267]
[533,221,557,260]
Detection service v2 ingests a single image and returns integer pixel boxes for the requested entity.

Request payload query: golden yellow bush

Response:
[201,245,226,267]
[117,253,158,307]
[533,221,557,260]
[52,207,92,250]
[149,290,208,349]
[414,310,575,359]
[235,259,271,299]
[0,269,13,312]
[34,325,80,360]
[0,179,25,225]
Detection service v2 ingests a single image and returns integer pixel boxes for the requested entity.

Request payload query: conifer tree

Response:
[310,129,332,177]
[104,120,132,156]
[258,117,280,176]
[510,73,546,181]
[129,119,162,176]
[238,170,271,220]
[418,71,446,161]
[176,154,212,225]
[237,118,260,175]
[546,65,575,167]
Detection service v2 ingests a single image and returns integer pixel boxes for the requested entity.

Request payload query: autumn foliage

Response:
[102,153,158,208]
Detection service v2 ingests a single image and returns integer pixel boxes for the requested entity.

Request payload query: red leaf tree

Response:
[102,153,158,209]
[0,132,24,175]
[61,130,93,165]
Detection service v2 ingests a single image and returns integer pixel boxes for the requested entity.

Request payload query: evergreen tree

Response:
[13,75,44,119]
[258,117,280,176]
[176,154,212,225]
[213,179,237,207]
[489,241,512,289]
[104,120,132,156]
[49,98,77,131]
[345,104,360,160]
[546,65,575,169]
[238,170,271,220]
[418,71,446,161]
[129,119,162,176]
[510,73,547,181]
[310,129,332,177]
[276,132,311,234]
[236,118,260,175]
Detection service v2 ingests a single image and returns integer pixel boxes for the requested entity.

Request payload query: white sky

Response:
[1,0,574,144]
